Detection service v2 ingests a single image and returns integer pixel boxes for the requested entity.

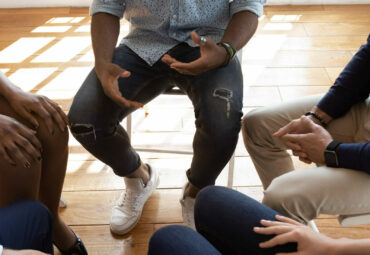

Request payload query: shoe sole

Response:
[110,173,160,235]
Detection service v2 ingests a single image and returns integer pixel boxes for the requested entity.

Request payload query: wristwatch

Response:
[324,140,342,167]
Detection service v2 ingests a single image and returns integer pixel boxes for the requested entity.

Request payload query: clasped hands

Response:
[274,115,333,165]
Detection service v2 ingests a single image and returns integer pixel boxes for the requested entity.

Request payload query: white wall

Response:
[0,0,370,8]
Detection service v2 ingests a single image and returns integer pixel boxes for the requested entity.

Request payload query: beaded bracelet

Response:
[305,111,327,128]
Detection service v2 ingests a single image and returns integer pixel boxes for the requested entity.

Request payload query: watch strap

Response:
[326,140,342,152]
[217,42,236,67]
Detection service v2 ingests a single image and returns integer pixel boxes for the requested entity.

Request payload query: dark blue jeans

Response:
[68,43,243,188]
[148,186,297,255]
[0,200,54,254]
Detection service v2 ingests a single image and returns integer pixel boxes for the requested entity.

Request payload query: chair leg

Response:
[59,196,67,208]
[227,153,235,188]
[127,113,132,141]
[308,220,319,232]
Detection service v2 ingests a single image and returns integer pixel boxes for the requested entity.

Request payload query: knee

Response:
[195,186,225,223]
[148,225,189,254]
[242,109,272,146]
[262,175,312,223]
[36,120,69,151]
[15,200,53,229]
[25,200,52,220]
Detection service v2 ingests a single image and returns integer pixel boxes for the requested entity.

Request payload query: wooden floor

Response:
[1,5,370,254]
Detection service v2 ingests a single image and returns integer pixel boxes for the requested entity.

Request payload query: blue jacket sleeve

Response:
[337,143,370,173]
[317,34,370,118]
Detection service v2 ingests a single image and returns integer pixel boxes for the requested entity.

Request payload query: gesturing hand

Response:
[95,62,143,109]
[254,215,336,255]
[161,31,228,75]
[0,114,42,167]
[7,89,69,134]
[274,116,333,165]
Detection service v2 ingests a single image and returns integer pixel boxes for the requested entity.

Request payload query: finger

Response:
[111,65,130,79]
[47,99,69,127]
[191,31,201,45]
[275,215,303,226]
[260,219,291,227]
[17,106,39,129]
[114,95,143,109]
[292,150,307,158]
[191,31,210,48]
[254,225,292,235]
[284,141,302,151]
[259,232,295,248]
[32,100,54,134]
[0,146,16,165]
[119,70,131,78]
[171,67,197,76]
[273,119,300,137]
[299,156,312,164]
[41,99,66,132]
[161,54,180,66]
[281,133,304,144]
[5,143,31,168]
[15,135,41,162]
[17,125,42,151]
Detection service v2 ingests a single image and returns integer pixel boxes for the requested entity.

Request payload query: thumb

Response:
[112,65,131,79]
[191,31,201,45]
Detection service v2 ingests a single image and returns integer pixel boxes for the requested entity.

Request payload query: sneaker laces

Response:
[117,190,143,213]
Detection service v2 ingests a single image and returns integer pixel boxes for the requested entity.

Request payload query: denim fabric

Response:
[0,200,54,254]
[90,0,266,65]
[68,43,243,188]
[148,186,297,255]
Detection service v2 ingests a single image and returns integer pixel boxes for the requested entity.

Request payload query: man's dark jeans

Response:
[148,186,297,255]
[68,43,243,188]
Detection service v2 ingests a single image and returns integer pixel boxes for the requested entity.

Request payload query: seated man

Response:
[0,71,87,254]
[68,0,265,234]
[242,35,370,224]
[148,186,370,255]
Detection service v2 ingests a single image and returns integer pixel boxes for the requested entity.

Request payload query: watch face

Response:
[325,150,339,167]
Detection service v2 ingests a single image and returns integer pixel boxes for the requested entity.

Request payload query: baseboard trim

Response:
[0,0,369,8]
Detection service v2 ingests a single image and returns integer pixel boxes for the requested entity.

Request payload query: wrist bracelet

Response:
[217,42,236,67]
[305,111,327,128]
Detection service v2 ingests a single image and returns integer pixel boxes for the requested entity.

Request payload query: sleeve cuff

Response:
[230,0,266,17]
[337,143,370,173]
[90,1,125,19]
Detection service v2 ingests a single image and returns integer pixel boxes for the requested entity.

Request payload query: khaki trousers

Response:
[242,95,370,223]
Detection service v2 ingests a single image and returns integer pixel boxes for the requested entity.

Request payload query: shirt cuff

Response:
[230,0,266,17]
[90,0,125,19]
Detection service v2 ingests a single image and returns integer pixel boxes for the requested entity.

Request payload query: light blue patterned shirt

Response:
[91,0,265,66]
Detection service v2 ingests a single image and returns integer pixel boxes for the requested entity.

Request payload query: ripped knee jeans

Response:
[68,43,243,186]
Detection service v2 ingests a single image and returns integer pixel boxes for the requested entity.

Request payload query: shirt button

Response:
[173,14,177,19]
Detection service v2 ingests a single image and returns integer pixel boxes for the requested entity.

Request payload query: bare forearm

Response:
[91,13,120,69]
[0,72,19,99]
[221,11,259,50]
[331,238,370,255]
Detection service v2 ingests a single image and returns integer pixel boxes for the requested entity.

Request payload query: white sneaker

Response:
[180,183,196,230]
[110,164,159,235]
